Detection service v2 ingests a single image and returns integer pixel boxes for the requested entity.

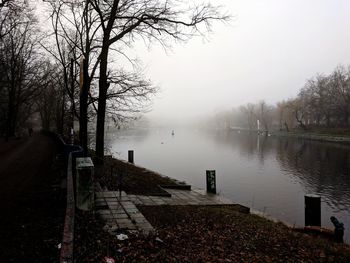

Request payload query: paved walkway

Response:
[95,188,235,234]
[0,134,65,262]
[95,191,154,234]
[129,189,234,206]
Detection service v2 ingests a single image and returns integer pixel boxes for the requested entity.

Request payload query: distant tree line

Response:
[207,65,350,133]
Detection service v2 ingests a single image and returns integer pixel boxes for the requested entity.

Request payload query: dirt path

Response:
[0,133,65,262]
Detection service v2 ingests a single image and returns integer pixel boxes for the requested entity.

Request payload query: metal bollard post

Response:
[206,170,216,194]
[305,194,321,227]
[128,150,134,164]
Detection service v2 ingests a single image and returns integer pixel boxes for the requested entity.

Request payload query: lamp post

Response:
[79,56,89,155]
[70,58,74,145]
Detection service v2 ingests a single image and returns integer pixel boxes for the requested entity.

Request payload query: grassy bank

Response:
[75,205,350,262]
[272,130,350,144]
[302,128,350,137]
[96,156,181,195]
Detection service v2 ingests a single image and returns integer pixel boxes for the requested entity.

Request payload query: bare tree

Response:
[328,66,350,126]
[45,0,104,148]
[296,67,350,129]
[240,103,256,130]
[35,62,68,132]
[0,2,49,137]
[89,0,230,159]
[256,100,274,133]
[276,100,296,132]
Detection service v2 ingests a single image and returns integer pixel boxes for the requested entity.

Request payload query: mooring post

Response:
[128,150,134,164]
[305,194,321,227]
[206,170,216,194]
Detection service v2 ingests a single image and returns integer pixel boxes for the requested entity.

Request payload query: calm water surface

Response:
[107,128,350,242]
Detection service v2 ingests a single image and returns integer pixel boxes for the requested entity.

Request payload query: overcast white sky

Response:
[130,0,350,124]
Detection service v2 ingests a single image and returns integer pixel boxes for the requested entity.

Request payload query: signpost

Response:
[206,170,216,194]
[128,150,134,164]
[76,157,94,210]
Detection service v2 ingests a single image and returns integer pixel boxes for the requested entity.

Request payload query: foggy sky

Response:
[133,0,350,124]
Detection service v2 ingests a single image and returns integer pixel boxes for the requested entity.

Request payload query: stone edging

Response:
[59,153,75,263]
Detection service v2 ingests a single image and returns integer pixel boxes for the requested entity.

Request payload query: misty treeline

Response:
[209,65,350,133]
[0,1,56,137]
[0,0,228,158]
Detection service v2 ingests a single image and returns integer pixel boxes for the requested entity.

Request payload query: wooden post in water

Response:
[305,194,321,227]
[206,170,216,194]
[128,150,134,164]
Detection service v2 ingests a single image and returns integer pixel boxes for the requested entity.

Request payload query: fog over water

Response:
[127,0,350,124]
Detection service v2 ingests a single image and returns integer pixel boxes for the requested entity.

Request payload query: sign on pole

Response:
[79,57,85,93]
[206,170,216,194]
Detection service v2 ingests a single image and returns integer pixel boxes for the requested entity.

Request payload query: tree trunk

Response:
[95,45,109,160]
[343,110,349,127]
[70,59,75,130]
[57,93,65,134]
[80,58,89,155]
[7,85,16,137]
[326,115,331,127]
[295,111,307,130]
[284,121,289,132]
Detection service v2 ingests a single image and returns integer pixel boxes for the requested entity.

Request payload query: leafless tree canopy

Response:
[0,1,46,136]
[1,0,229,147]
[0,1,73,136]
[85,0,229,158]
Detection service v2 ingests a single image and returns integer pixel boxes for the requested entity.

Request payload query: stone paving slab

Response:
[95,191,154,235]
[133,189,234,206]
[96,188,238,235]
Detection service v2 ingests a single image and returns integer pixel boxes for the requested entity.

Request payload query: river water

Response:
[106,128,350,242]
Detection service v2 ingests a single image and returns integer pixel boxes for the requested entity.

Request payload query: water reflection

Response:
[207,130,276,162]
[275,138,350,211]
[109,128,350,241]
[209,130,350,211]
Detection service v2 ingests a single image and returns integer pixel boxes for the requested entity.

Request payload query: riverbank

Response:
[271,131,350,144]
[96,156,184,195]
[73,155,350,262]
[75,204,350,262]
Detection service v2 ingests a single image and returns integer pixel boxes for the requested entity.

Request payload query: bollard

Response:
[76,157,94,210]
[128,150,134,164]
[206,170,216,194]
[305,194,321,227]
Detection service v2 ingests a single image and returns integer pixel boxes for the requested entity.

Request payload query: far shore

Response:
[270,131,350,144]
[228,126,350,144]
